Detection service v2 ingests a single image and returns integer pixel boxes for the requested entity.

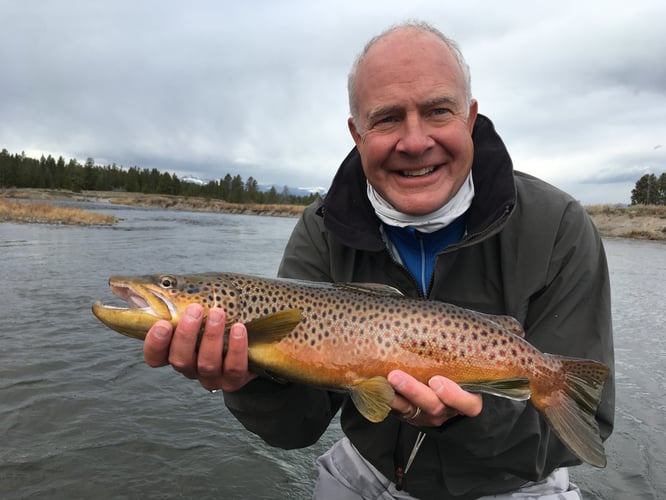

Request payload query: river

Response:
[0,203,664,499]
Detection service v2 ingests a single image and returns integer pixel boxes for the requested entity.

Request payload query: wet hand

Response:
[143,304,256,392]
[388,370,482,426]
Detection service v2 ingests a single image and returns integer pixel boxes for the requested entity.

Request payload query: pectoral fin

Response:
[348,376,395,423]
[243,309,304,346]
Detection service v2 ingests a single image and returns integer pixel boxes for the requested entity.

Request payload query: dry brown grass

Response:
[0,199,117,225]
[585,204,666,217]
[3,189,666,239]
[108,193,306,217]
[585,204,666,240]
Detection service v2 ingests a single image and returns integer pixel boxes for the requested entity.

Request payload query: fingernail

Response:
[231,324,245,339]
[208,308,223,325]
[152,324,170,339]
[185,304,203,320]
[388,372,404,389]
[429,377,443,391]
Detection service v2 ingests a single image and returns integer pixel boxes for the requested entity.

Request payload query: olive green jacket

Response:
[224,114,614,499]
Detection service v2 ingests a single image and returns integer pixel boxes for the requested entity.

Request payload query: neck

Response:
[367,171,475,233]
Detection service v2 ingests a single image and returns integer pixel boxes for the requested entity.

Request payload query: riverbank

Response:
[585,204,666,240]
[0,188,305,218]
[2,188,665,240]
[0,197,117,225]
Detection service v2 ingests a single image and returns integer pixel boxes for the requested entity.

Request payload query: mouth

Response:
[399,165,438,177]
[92,278,174,340]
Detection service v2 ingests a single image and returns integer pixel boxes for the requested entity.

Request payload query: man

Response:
[143,21,614,499]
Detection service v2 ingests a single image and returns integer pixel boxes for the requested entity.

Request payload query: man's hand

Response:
[388,370,482,426]
[143,303,256,392]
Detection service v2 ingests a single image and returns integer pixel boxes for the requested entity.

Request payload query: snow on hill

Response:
[180,176,327,197]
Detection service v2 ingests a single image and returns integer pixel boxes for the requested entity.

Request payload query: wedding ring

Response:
[407,406,422,420]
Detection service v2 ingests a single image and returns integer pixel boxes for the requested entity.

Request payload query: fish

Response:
[92,272,609,467]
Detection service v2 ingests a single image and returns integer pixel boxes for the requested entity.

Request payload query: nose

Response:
[395,115,435,155]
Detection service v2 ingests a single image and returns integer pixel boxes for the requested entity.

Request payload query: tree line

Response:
[631,172,666,205]
[0,148,320,205]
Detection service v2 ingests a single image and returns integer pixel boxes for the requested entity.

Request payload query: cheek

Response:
[449,128,475,160]
[358,135,395,171]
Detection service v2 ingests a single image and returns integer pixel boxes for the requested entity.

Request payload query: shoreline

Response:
[1,188,306,218]
[2,188,665,240]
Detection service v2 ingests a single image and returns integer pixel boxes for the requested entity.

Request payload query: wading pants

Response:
[312,437,582,500]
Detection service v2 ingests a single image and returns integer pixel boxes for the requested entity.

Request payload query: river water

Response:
[0,203,664,499]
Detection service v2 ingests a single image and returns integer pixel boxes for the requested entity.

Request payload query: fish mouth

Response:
[92,277,175,340]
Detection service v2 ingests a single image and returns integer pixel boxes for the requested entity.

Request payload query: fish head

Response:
[92,273,241,340]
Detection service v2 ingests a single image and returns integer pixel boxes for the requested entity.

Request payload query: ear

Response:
[348,117,363,147]
[466,99,478,132]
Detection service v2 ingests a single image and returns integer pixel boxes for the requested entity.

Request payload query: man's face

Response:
[348,29,478,216]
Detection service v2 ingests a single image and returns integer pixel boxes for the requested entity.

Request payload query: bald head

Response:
[348,21,472,127]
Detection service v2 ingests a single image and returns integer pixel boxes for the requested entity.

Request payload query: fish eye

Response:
[160,276,176,288]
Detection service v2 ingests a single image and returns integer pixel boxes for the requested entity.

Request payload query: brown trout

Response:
[92,272,609,467]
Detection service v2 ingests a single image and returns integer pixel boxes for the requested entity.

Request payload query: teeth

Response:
[402,166,435,177]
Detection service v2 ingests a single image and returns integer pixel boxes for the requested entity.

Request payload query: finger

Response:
[168,303,204,378]
[218,323,253,391]
[196,307,225,379]
[143,320,174,367]
[429,376,483,417]
[387,370,441,417]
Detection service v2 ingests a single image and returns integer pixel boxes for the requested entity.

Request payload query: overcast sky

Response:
[2,1,665,204]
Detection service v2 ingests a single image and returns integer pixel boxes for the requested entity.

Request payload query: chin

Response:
[395,199,445,216]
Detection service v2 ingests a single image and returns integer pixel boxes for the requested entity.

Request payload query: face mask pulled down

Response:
[366,171,474,233]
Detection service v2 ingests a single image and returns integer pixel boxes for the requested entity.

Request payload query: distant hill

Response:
[258,184,328,198]
[180,175,327,197]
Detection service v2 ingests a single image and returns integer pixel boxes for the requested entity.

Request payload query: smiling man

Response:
[143,21,614,499]
[348,25,477,217]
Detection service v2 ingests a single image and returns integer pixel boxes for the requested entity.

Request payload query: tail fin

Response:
[532,355,610,468]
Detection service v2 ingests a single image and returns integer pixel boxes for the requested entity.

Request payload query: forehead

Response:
[354,29,466,114]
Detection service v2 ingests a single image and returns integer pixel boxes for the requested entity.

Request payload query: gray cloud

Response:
[1,0,665,202]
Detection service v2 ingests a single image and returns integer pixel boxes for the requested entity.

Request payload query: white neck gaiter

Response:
[366,170,474,233]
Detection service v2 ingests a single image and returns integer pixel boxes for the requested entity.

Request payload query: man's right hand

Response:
[143,303,257,392]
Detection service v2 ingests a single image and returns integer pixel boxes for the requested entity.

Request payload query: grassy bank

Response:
[1,188,306,218]
[0,198,118,225]
[2,189,666,240]
[586,204,666,240]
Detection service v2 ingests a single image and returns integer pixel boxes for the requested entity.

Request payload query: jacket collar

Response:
[320,114,516,252]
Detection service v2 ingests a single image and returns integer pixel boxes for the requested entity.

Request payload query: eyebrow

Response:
[365,104,402,124]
